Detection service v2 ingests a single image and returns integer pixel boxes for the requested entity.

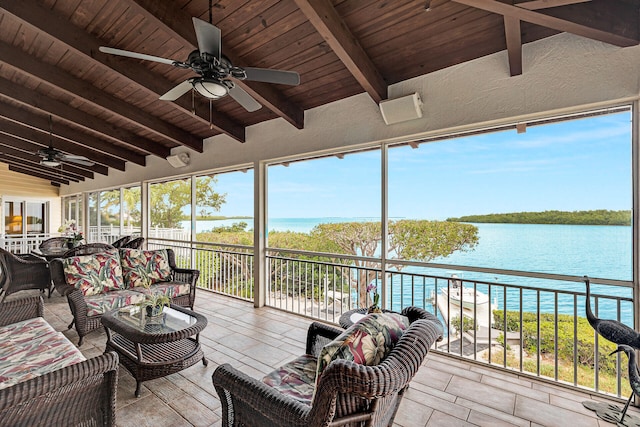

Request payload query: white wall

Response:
[61,33,640,194]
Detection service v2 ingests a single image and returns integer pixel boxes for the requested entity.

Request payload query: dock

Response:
[434,291,520,347]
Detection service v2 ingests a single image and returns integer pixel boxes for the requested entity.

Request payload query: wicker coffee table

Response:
[101,304,208,397]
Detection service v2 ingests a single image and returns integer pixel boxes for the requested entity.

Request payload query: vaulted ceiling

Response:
[0,0,637,186]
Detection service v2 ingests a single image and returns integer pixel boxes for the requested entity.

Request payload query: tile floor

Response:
[19,289,640,426]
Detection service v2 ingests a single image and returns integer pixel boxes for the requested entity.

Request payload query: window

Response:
[4,200,47,235]
[267,151,381,253]
[388,110,632,281]
[195,170,253,241]
[149,178,192,240]
[26,203,45,234]
[4,201,23,235]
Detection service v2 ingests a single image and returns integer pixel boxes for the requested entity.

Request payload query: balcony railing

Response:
[147,238,254,301]
[145,239,634,399]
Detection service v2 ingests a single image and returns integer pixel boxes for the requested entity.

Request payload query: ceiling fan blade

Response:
[160,80,193,101]
[228,85,262,112]
[99,46,177,66]
[61,155,94,167]
[243,67,300,86]
[192,17,221,60]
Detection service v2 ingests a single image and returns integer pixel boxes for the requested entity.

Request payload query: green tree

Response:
[310,220,479,305]
[197,220,478,308]
[150,177,226,228]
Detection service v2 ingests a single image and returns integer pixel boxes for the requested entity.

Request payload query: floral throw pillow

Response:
[316,313,410,382]
[63,248,124,296]
[120,248,173,288]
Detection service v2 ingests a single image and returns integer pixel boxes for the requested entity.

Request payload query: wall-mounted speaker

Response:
[166,152,190,168]
[379,93,423,125]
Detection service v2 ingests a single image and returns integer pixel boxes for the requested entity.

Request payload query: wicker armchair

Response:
[39,237,69,250]
[0,248,52,302]
[111,235,132,248]
[0,296,119,426]
[120,237,144,249]
[63,243,115,257]
[50,248,199,345]
[212,306,443,427]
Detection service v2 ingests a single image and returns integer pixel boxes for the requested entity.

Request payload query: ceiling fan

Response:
[38,147,95,168]
[37,116,95,168]
[99,16,300,112]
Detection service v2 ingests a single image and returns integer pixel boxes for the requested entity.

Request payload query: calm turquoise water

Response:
[189,218,633,319]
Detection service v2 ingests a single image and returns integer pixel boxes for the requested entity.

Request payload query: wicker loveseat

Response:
[0,296,119,426]
[50,247,199,345]
[212,306,443,427]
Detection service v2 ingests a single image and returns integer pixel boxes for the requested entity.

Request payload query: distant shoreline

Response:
[446,210,631,226]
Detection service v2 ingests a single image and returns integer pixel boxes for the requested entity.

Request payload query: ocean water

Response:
[188,218,633,319]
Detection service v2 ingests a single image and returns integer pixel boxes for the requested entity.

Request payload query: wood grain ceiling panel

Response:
[0,0,636,185]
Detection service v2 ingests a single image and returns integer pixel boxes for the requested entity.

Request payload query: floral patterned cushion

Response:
[262,354,317,405]
[133,282,190,299]
[316,313,409,381]
[0,317,55,344]
[0,319,86,390]
[120,248,173,288]
[63,248,124,296]
[84,289,147,317]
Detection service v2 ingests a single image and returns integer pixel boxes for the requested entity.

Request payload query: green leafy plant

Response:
[137,282,171,315]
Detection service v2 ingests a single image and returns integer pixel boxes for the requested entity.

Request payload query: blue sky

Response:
[213,110,632,220]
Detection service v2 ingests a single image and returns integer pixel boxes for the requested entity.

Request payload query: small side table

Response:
[339,308,395,329]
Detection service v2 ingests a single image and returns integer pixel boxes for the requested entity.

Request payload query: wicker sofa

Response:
[50,247,200,345]
[0,296,118,426]
[213,306,443,427]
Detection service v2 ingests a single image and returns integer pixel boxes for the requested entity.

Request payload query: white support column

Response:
[141,182,149,242]
[191,176,197,269]
[253,161,267,308]
[119,187,124,236]
[632,101,639,330]
[381,143,388,308]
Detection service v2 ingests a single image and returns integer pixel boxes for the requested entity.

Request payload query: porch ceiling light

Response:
[41,159,61,167]
[192,78,228,99]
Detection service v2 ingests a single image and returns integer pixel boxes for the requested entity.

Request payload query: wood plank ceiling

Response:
[0,0,637,186]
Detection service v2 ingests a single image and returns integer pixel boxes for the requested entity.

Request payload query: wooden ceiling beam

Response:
[1,1,243,144]
[0,2,245,145]
[0,42,202,152]
[0,142,92,180]
[517,0,591,10]
[0,101,142,167]
[6,163,71,185]
[452,0,638,47]
[0,133,108,176]
[0,152,85,182]
[504,16,523,76]
[0,78,168,159]
[294,0,387,104]
[0,117,125,171]
[124,0,304,130]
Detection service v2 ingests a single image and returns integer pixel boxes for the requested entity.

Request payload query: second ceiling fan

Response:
[99,16,300,112]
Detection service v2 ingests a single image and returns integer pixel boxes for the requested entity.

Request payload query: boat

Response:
[441,284,489,309]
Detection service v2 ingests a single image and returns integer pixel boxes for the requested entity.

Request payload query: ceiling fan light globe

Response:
[192,79,228,99]
[41,160,60,167]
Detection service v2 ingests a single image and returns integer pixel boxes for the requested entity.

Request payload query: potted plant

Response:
[138,292,171,317]
[59,219,83,248]
[366,283,381,313]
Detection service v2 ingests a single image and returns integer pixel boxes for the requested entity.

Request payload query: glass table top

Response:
[112,306,198,335]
